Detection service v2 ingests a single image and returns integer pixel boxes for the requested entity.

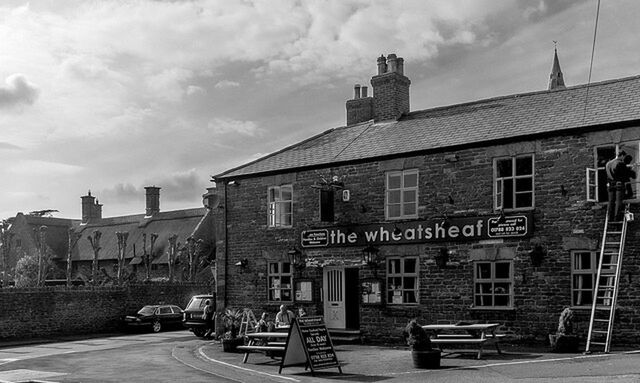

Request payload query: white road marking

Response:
[387,350,640,376]
[0,369,66,382]
[197,346,300,382]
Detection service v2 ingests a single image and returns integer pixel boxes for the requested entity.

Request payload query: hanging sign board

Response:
[279,316,342,375]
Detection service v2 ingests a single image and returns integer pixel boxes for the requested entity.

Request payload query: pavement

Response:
[195,340,640,383]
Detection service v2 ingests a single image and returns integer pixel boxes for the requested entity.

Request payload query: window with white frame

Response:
[387,257,419,304]
[572,251,597,306]
[268,261,292,302]
[494,155,534,210]
[386,170,418,220]
[268,185,293,227]
[587,144,639,202]
[474,261,513,308]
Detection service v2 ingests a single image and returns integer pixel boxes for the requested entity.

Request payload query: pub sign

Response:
[301,214,532,248]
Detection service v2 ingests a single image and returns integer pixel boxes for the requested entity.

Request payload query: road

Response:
[0,330,236,383]
[1,331,640,382]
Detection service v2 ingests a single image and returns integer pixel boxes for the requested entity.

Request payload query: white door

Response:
[323,266,346,329]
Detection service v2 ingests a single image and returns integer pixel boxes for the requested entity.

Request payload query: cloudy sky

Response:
[1,0,639,219]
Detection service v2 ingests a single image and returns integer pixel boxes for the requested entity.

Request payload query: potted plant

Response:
[220,308,244,352]
[404,320,441,368]
[549,307,580,352]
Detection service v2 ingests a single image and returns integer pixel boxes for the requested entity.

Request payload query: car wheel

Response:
[152,320,162,333]
[193,328,206,338]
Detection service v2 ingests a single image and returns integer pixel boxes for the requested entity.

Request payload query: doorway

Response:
[323,266,360,329]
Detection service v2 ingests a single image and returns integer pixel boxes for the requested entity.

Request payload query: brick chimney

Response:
[145,186,160,216]
[81,190,102,224]
[346,83,373,125]
[346,54,411,125]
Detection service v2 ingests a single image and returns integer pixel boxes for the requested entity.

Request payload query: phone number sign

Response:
[487,215,529,237]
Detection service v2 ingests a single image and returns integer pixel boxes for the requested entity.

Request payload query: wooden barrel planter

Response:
[411,349,441,369]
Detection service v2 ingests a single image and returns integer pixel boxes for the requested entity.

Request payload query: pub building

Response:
[210,52,640,345]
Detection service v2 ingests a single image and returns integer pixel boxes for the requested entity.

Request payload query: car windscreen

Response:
[137,306,156,315]
[185,297,210,311]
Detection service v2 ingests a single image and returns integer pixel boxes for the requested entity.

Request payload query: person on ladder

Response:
[606,151,636,221]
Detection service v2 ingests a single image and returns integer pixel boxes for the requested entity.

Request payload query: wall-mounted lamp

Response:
[439,217,451,230]
[228,180,240,186]
[287,248,306,270]
[434,248,449,268]
[496,209,506,224]
[393,225,402,237]
[362,245,380,274]
[235,258,248,268]
[528,245,546,267]
[560,185,568,197]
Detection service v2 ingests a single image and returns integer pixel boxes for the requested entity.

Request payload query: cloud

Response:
[0,74,40,108]
[187,85,206,95]
[214,80,240,89]
[0,142,22,151]
[207,118,259,136]
[99,183,142,203]
[99,169,207,205]
[7,160,82,176]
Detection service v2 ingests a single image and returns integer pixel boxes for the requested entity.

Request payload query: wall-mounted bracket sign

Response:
[301,213,532,248]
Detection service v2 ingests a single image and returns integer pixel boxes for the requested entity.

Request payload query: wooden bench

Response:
[237,345,286,363]
[423,323,504,359]
[240,331,290,363]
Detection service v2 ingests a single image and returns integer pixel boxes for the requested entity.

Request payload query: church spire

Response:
[548,43,566,90]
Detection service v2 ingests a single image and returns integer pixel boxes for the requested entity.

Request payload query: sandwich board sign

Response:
[279,316,342,375]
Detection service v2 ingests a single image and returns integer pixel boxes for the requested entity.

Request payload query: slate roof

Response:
[72,208,209,264]
[215,75,640,179]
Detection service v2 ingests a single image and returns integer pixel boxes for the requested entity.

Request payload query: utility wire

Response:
[582,0,601,125]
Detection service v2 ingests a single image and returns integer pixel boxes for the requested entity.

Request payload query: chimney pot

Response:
[361,86,368,98]
[377,55,387,75]
[354,84,361,99]
[387,54,398,73]
[397,58,404,75]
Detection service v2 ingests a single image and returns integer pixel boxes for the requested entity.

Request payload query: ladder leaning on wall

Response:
[585,204,633,354]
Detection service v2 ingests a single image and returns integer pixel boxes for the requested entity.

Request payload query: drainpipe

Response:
[223,181,228,308]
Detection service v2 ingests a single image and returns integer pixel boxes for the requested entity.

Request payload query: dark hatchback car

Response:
[182,294,215,337]
[124,304,184,333]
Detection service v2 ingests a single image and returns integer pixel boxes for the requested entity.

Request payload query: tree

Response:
[115,231,129,286]
[66,228,82,288]
[1,220,14,287]
[142,233,158,281]
[87,230,102,285]
[14,252,39,287]
[167,234,178,282]
[33,225,48,286]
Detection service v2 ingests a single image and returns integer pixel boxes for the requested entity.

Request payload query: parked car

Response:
[123,304,184,333]
[182,294,215,337]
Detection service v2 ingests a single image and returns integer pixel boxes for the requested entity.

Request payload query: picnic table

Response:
[237,332,289,363]
[422,323,503,359]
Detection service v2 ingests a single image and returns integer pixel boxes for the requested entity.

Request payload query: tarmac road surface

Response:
[0,331,639,382]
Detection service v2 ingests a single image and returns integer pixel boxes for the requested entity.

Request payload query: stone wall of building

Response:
[0,283,211,340]
[218,127,640,346]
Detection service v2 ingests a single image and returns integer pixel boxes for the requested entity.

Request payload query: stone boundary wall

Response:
[0,283,211,340]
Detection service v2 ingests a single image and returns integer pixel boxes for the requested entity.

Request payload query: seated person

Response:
[275,304,295,328]
[255,312,270,332]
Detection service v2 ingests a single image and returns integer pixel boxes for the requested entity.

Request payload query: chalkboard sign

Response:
[279,316,342,375]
